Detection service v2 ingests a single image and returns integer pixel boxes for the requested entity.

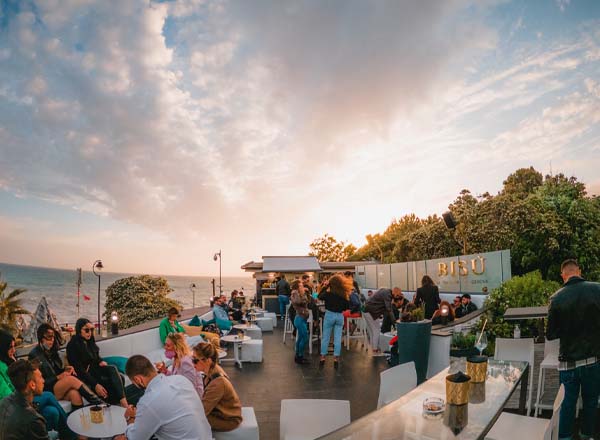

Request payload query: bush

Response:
[104,275,181,329]
[478,271,560,354]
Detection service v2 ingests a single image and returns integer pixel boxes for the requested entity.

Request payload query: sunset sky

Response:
[1,0,599,276]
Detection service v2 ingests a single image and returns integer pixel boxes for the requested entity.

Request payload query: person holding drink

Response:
[156,333,203,398]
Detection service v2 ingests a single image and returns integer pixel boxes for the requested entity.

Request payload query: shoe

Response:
[333,358,339,369]
[78,384,103,405]
[319,358,325,367]
[295,356,309,365]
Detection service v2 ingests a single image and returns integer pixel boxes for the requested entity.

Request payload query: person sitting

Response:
[114,355,212,440]
[0,332,75,439]
[156,333,203,398]
[227,291,244,322]
[0,359,76,440]
[452,295,461,310]
[431,301,456,326]
[159,307,185,345]
[29,323,102,409]
[455,294,478,318]
[66,318,127,407]
[192,342,242,432]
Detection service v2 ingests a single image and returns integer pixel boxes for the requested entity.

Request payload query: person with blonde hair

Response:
[319,273,352,367]
[156,333,203,398]
[192,342,242,432]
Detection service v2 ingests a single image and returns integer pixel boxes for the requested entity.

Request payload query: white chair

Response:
[377,361,417,408]
[282,304,294,343]
[345,314,368,350]
[241,339,263,363]
[494,338,535,416]
[485,385,564,440]
[534,338,560,417]
[255,317,274,332]
[244,326,263,340]
[213,407,259,440]
[280,399,350,440]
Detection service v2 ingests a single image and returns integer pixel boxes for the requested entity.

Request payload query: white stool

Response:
[264,312,277,328]
[282,304,294,343]
[213,407,259,440]
[255,317,273,332]
[241,339,263,362]
[345,315,368,350]
[244,326,262,340]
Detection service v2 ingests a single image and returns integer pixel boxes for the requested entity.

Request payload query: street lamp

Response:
[213,250,222,296]
[92,260,103,334]
[189,283,197,308]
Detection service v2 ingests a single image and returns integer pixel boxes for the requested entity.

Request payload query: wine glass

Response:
[475,332,488,356]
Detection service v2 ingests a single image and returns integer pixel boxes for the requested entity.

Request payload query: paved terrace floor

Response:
[222,325,599,440]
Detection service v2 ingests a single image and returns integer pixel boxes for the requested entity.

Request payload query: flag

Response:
[83,295,91,301]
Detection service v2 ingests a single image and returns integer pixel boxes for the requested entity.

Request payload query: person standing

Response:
[364,288,403,356]
[277,275,291,320]
[290,279,311,364]
[413,275,441,320]
[319,274,352,367]
[547,259,600,440]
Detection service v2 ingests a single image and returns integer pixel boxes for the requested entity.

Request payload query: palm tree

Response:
[0,274,30,334]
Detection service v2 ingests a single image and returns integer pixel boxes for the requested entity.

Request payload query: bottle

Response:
[514,324,521,339]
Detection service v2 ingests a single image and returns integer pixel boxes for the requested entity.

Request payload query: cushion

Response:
[103,356,128,374]
[181,323,204,336]
[188,315,202,327]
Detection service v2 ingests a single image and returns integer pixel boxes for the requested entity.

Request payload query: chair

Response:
[241,339,263,363]
[280,399,350,440]
[534,338,560,417]
[345,314,368,350]
[377,361,417,408]
[264,312,278,328]
[485,385,564,440]
[213,407,259,440]
[282,304,294,343]
[255,317,274,332]
[494,338,535,415]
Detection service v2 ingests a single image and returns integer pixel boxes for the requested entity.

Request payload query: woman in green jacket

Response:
[159,307,185,344]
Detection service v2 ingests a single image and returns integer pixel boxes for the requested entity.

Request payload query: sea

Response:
[0,262,255,325]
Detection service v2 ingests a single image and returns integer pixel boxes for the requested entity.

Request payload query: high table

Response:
[317,359,529,440]
[67,405,126,439]
[221,335,251,368]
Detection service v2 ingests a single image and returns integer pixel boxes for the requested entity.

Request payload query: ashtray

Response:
[422,397,445,419]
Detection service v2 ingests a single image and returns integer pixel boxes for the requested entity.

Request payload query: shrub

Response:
[104,275,181,329]
[451,332,477,350]
[478,271,559,354]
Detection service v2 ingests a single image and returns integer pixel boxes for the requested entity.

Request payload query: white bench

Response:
[213,407,259,440]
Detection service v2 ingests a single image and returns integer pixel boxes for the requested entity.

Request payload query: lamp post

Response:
[189,283,197,308]
[92,260,103,333]
[213,250,222,296]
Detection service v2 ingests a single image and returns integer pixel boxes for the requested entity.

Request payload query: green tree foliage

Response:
[0,274,30,334]
[477,271,560,354]
[309,234,357,262]
[104,275,181,329]
[349,167,600,281]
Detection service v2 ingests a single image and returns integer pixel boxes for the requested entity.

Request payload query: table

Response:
[503,306,548,320]
[221,335,251,368]
[233,324,261,331]
[67,405,127,439]
[317,359,529,440]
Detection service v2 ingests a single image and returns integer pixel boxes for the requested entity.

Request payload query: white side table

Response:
[67,405,127,439]
[221,335,251,368]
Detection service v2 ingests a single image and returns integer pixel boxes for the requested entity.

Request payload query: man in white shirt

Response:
[114,355,212,440]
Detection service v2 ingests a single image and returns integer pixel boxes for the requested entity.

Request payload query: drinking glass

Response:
[475,332,488,356]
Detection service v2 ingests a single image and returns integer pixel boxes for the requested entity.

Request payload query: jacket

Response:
[547,276,600,362]
[28,345,65,392]
[0,361,15,400]
[414,285,441,319]
[66,335,102,388]
[276,279,291,297]
[364,289,396,322]
[202,366,242,430]
[455,302,477,318]
[291,290,310,319]
[0,392,49,440]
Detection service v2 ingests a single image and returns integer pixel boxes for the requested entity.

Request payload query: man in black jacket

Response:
[547,259,600,440]
[0,359,49,440]
[276,275,291,319]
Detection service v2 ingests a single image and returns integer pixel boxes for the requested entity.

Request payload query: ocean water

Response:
[0,262,255,325]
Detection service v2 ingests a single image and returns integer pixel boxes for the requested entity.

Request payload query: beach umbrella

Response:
[23,297,61,343]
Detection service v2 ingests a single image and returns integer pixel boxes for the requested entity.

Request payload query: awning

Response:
[262,256,321,273]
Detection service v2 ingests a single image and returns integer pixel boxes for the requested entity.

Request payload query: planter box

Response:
[396,320,432,384]
[450,347,479,358]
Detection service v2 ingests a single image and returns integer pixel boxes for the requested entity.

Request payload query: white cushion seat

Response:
[58,400,72,413]
[213,407,259,440]
[255,317,273,332]
[263,312,277,328]
[240,339,263,362]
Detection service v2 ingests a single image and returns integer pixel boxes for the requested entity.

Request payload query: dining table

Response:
[317,358,529,440]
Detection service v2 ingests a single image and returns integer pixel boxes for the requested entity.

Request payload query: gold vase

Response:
[466,356,488,383]
[446,375,471,405]
[89,406,104,424]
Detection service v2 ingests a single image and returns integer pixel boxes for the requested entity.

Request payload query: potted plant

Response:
[450,332,479,358]
[396,304,431,384]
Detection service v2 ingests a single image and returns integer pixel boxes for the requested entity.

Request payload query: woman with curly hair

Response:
[318,273,352,367]
[156,332,204,398]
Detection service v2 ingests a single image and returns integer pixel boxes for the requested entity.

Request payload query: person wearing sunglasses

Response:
[192,342,242,432]
[28,323,101,410]
[66,318,127,407]
[0,330,76,439]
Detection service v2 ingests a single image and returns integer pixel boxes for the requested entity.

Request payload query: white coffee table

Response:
[67,405,127,439]
[221,335,251,368]
[233,324,261,331]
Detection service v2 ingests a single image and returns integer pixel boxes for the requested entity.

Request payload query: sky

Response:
[1,0,599,277]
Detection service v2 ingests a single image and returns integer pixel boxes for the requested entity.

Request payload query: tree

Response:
[104,275,181,329]
[309,234,356,262]
[0,275,30,335]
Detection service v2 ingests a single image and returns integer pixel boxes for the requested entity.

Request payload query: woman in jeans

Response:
[290,279,310,364]
[319,274,352,367]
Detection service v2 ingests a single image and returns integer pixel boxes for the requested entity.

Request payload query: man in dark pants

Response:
[277,275,291,319]
[547,259,600,440]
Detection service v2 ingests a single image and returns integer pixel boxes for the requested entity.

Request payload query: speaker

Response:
[442,211,457,229]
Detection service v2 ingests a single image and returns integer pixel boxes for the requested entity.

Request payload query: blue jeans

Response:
[34,391,74,439]
[278,295,290,318]
[321,311,344,357]
[558,362,600,439]
[294,315,308,358]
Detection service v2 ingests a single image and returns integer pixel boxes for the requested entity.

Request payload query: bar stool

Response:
[345,314,367,350]
[282,303,294,343]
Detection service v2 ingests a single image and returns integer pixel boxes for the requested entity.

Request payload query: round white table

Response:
[221,335,251,368]
[233,324,261,331]
[67,405,127,439]
[218,349,228,359]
